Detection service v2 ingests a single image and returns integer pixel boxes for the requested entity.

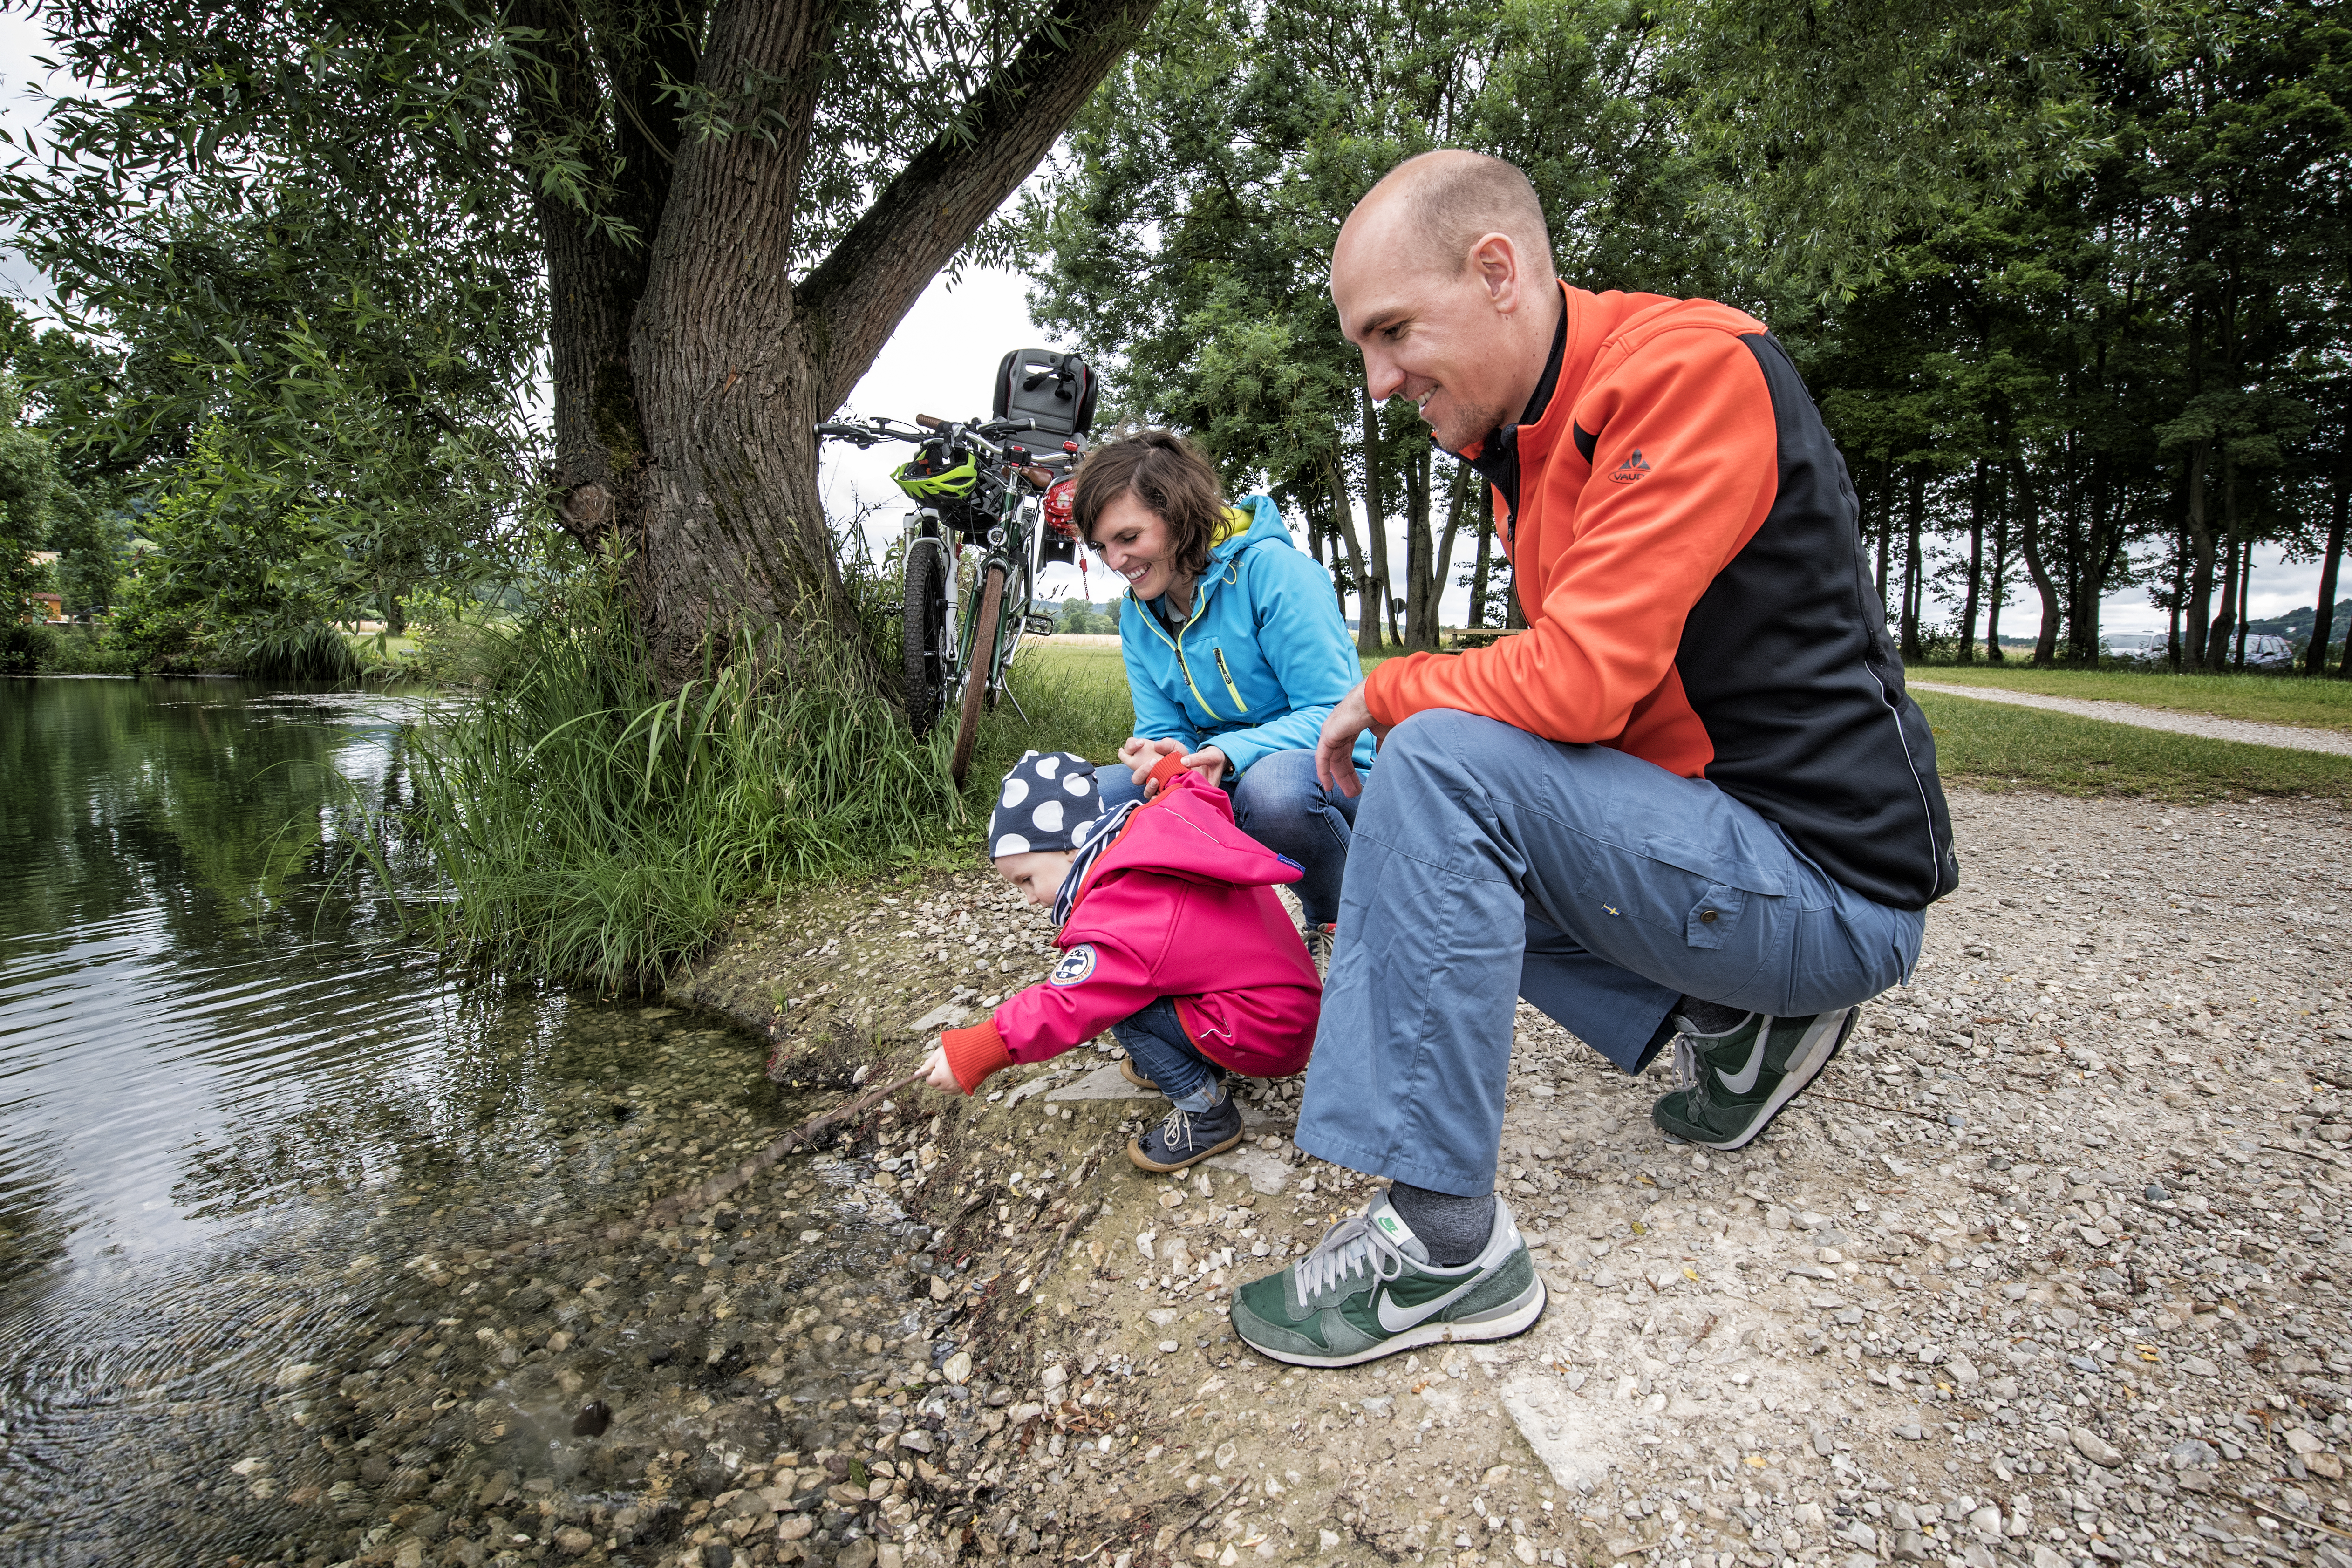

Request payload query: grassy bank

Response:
[1914,689,2352,803]
[1907,662,2352,733]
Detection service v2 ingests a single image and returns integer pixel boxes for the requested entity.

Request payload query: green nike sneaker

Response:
[1229,1193,1545,1367]
[1650,1006,1860,1150]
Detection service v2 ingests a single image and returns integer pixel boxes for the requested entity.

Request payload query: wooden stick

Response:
[633,1066,930,1234]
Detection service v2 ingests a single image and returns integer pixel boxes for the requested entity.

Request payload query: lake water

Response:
[0,678,925,1566]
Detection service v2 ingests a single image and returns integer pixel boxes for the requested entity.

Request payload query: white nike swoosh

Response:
[1375,1274,1486,1334]
[1716,1027,1770,1095]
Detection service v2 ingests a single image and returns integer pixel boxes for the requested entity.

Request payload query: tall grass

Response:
[404,590,965,990]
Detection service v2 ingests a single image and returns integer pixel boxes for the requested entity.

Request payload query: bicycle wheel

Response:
[950,564,1006,786]
[902,542,948,736]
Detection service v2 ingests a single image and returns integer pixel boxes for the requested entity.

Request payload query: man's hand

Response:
[1118,735,1187,788]
[920,1041,961,1095]
[1316,684,1380,796]
[1179,746,1228,788]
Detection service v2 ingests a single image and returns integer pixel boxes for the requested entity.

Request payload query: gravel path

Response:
[275,785,2348,1568]
[636,784,2352,1568]
[1909,682,2352,757]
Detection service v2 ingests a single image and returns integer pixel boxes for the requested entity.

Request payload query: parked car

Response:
[2242,633,2295,670]
[2100,630,2168,662]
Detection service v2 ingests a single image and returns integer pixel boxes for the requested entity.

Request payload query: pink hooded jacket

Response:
[940,757,1322,1093]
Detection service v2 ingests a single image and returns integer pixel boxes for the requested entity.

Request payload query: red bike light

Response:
[1043,476,1078,537]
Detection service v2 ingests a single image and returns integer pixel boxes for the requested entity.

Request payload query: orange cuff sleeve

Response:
[940,1017,1014,1094]
[1146,751,1187,793]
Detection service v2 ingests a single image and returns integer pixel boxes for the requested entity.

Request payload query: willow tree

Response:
[8,0,1159,688]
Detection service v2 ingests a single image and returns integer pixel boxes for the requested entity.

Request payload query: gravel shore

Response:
[213,784,2346,1568]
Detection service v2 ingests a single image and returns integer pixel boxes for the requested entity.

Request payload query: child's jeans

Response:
[1112,999,1226,1112]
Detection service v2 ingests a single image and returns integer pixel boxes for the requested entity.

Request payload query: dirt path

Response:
[1907,683,2352,757]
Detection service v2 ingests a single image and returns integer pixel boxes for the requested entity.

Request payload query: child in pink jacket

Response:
[918,748,1320,1172]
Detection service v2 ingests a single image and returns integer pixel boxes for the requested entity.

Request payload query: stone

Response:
[1968,1506,2004,1540]
[2169,1439,2218,1469]
[2285,1430,2325,1455]
[1894,1421,1925,1441]
[906,1003,973,1035]
[836,1541,878,1568]
[1946,1354,1981,1386]
[1607,1539,1643,1558]
[2071,1427,2124,1467]
[1891,1530,1928,1561]
[2309,1453,2344,1480]
[2033,1548,2071,1568]
[897,1429,933,1452]
[1203,1146,1296,1194]
[554,1526,593,1556]
[1043,1063,1160,1102]
[2180,1356,2219,1377]
[942,1350,973,1385]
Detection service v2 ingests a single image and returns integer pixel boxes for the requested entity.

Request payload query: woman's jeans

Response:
[1095,748,1359,925]
[1111,998,1224,1111]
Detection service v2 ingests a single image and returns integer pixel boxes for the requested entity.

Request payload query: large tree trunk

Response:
[534,0,1158,693]
[1401,445,1438,649]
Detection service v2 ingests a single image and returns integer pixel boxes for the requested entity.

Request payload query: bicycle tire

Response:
[950,564,1006,786]
[902,542,948,737]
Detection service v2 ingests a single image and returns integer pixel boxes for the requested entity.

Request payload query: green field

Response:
[1913,691,2352,804]
[1906,662,2352,734]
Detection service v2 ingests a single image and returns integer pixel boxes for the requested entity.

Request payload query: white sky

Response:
[0,9,2329,638]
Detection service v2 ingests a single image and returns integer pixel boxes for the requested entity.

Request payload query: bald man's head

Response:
[1348,150,1554,283]
[1329,150,1561,453]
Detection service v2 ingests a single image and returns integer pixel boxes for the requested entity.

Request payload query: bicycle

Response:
[816,410,1088,784]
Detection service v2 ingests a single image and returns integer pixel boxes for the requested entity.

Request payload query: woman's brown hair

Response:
[1071,428,1227,589]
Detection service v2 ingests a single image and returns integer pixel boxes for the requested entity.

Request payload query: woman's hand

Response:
[920,1042,962,1094]
[1179,746,1228,788]
[1315,684,1382,797]
[1119,735,1187,788]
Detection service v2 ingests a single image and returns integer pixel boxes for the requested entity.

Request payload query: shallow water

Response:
[0,678,942,1566]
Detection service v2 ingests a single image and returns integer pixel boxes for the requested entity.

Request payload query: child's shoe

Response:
[1119,1058,1159,1091]
[1126,1094,1245,1172]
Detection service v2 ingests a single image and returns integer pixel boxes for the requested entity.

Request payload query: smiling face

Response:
[1086,490,1188,603]
[1331,198,1553,454]
[994,848,1076,907]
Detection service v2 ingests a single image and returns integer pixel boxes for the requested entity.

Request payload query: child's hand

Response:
[1119,735,1186,790]
[920,1041,962,1094]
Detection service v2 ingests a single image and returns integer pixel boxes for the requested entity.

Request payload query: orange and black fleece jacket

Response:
[1367,282,1959,911]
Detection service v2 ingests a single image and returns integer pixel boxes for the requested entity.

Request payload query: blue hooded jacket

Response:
[1119,494,1375,777]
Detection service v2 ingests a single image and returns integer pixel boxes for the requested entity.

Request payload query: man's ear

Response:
[1470,232,1526,312]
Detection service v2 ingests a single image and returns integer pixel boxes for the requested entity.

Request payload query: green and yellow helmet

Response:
[892,450,979,503]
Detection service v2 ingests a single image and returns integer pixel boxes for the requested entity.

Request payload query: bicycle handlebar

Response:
[815,414,1084,475]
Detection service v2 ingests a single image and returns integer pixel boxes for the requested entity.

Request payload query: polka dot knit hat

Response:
[988,750,1103,859]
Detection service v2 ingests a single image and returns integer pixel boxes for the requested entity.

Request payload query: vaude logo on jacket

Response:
[1608,450,1651,484]
[1049,945,1098,986]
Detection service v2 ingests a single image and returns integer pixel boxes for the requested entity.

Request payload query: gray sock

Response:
[1385,1182,1494,1268]
[1677,995,1752,1036]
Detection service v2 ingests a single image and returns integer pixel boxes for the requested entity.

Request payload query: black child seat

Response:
[994,349,1099,439]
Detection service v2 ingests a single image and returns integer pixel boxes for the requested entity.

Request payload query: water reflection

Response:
[0,679,844,1566]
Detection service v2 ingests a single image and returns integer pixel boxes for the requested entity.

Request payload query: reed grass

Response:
[403,593,967,990]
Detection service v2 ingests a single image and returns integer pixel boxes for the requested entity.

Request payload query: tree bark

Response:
[2310,464,2347,677]
[2182,439,2217,671]
[1899,466,1925,660]
[1321,455,1373,646]
[2204,452,2242,673]
[1958,458,1985,664]
[1466,488,1494,632]
[2014,459,2060,667]
[1401,444,1437,649]
[606,0,1159,690]
[1357,385,1391,653]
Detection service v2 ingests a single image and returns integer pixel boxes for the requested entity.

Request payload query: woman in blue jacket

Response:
[1072,429,1374,965]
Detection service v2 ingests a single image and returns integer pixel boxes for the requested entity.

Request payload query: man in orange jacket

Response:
[1227,151,1958,1369]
